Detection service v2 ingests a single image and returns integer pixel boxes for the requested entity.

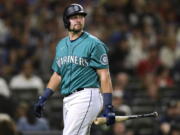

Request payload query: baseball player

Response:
[34,3,115,135]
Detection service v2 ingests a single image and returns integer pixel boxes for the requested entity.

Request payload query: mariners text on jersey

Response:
[57,56,89,67]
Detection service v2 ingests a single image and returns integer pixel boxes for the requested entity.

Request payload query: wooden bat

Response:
[94,112,158,125]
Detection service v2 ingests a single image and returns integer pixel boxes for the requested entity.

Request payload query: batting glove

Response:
[34,88,54,118]
[103,104,115,125]
[103,93,115,125]
[34,96,46,118]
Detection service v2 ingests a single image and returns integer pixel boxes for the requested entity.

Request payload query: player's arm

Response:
[34,72,61,118]
[97,68,115,125]
[47,72,61,91]
[96,68,113,93]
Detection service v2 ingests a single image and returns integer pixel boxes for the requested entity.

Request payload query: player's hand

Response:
[33,96,45,118]
[33,88,54,118]
[103,105,115,125]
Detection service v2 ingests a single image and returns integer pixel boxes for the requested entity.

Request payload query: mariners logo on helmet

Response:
[63,4,87,29]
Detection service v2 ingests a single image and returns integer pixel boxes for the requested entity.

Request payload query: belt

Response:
[64,88,84,97]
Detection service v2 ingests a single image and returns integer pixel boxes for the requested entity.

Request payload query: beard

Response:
[69,24,83,33]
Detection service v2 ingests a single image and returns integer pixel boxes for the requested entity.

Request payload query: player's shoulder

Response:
[85,32,109,51]
[85,32,102,43]
[85,32,106,46]
[56,36,68,49]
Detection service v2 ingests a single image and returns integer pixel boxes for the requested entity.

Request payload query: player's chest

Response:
[57,44,91,58]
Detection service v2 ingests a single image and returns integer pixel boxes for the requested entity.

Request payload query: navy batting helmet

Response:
[63,4,87,29]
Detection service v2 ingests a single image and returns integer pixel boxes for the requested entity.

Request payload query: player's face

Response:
[69,14,85,33]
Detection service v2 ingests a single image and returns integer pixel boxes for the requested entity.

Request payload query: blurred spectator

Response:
[0,77,16,118]
[160,37,180,68]
[0,92,16,118]
[170,122,180,135]
[170,123,180,135]
[155,65,174,88]
[114,72,129,91]
[112,122,134,135]
[32,37,57,81]
[14,102,29,121]
[172,58,180,83]
[165,24,177,41]
[2,23,24,79]
[112,90,131,115]
[177,27,180,45]
[146,83,160,102]
[0,113,20,135]
[136,45,162,78]
[158,100,180,135]
[113,72,131,103]
[0,18,9,44]
[16,104,49,131]
[125,28,147,69]
[109,37,129,75]
[0,77,10,98]
[10,60,44,94]
[140,83,162,114]
[142,73,156,89]
[160,122,171,135]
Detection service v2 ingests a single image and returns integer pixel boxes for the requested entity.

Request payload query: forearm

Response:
[100,73,113,93]
[97,68,115,125]
[46,72,61,92]
[97,68,114,106]
[39,72,61,103]
[101,74,113,106]
[97,69,113,93]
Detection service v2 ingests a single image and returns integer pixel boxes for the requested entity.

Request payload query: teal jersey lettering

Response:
[52,32,109,95]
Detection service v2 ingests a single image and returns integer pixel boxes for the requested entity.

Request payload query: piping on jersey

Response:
[65,35,88,94]
[66,44,71,94]
[69,47,73,94]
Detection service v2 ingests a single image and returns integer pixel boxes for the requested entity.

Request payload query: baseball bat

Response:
[94,111,158,125]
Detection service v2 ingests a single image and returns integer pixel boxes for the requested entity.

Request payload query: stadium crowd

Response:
[0,0,179,135]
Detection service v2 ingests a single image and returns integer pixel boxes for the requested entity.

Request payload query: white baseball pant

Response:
[63,88,103,135]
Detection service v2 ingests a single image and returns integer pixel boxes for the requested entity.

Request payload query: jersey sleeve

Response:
[52,56,58,72]
[52,46,61,75]
[89,42,109,69]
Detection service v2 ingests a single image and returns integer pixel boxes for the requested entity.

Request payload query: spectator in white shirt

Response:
[10,60,44,94]
[160,37,180,68]
[0,77,10,98]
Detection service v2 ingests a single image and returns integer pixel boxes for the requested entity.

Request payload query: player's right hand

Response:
[103,105,115,125]
[33,88,54,118]
[33,96,45,118]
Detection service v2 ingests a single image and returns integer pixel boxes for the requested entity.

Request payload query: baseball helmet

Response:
[63,4,87,29]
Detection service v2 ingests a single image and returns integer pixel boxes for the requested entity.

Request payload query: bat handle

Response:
[94,117,107,125]
[94,116,129,125]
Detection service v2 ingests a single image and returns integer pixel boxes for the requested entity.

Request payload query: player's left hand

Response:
[103,105,115,125]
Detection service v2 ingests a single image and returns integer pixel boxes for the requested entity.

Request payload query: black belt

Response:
[64,88,84,97]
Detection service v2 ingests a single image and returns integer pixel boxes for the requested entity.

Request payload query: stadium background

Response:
[0,0,179,135]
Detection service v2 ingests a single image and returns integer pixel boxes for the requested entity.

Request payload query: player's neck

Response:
[69,31,83,41]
